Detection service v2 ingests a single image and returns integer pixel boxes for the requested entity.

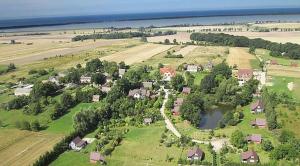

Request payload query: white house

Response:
[186,65,198,73]
[80,76,92,84]
[14,87,32,96]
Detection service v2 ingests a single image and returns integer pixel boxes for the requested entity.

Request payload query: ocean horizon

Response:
[1,8,300,32]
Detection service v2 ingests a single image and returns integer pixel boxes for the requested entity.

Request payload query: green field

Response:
[193,72,208,86]
[256,49,300,66]
[268,76,300,102]
[51,122,213,166]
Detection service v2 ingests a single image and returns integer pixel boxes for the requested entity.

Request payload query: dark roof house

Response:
[69,137,87,151]
[187,147,204,160]
[241,150,259,164]
[251,118,267,128]
[250,100,264,113]
[182,87,191,94]
[246,134,262,144]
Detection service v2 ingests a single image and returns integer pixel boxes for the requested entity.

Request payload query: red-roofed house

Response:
[160,67,176,81]
[182,87,191,94]
[241,150,259,164]
[237,69,253,86]
[270,60,278,65]
[251,118,267,128]
[90,152,105,164]
[187,147,204,160]
[250,100,264,113]
[246,134,262,144]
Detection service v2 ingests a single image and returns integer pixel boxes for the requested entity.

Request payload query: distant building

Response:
[172,98,184,116]
[69,137,87,151]
[160,67,176,81]
[237,69,253,86]
[187,147,204,160]
[186,64,199,73]
[246,134,262,144]
[251,118,267,128]
[144,118,153,125]
[92,95,100,102]
[80,76,92,84]
[174,98,184,107]
[101,86,111,93]
[203,61,214,71]
[241,150,259,164]
[128,89,150,99]
[90,152,105,164]
[251,100,264,113]
[119,69,126,78]
[48,76,60,85]
[182,87,191,95]
[142,81,153,89]
[14,87,32,96]
[270,60,278,65]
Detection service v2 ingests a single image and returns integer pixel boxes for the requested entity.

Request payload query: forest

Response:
[190,33,300,59]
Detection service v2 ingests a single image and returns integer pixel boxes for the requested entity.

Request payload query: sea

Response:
[1,8,300,33]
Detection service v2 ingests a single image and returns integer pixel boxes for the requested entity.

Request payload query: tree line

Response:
[72,31,177,41]
[190,33,300,59]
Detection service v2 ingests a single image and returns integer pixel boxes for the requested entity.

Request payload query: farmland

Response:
[226,47,257,69]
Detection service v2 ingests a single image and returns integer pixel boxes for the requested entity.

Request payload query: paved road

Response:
[159,88,229,151]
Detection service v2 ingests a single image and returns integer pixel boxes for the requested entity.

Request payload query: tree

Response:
[0,120,3,127]
[279,130,295,144]
[173,39,177,44]
[171,74,185,91]
[261,140,274,151]
[50,103,66,120]
[230,130,246,148]
[164,39,170,44]
[211,62,232,79]
[200,74,216,93]
[85,58,103,72]
[92,73,106,85]
[249,46,256,54]
[7,63,16,71]
[31,120,41,131]
[61,93,74,109]
[25,102,42,115]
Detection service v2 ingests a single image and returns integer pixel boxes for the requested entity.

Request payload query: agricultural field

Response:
[174,45,198,57]
[147,32,191,43]
[267,65,300,78]
[227,47,257,69]
[101,43,174,65]
[140,45,227,68]
[0,128,62,166]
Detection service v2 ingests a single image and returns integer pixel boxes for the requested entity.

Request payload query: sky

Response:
[1,0,300,20]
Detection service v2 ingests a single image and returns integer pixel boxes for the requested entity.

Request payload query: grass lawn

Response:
[277,105,300,138]
[256,49,300,66]
[250,59,261,70]
[51,121,213,166]
[193,72,208,86]
[268,76,300,102]
[45,102,102,135]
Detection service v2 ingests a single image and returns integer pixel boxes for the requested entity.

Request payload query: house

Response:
[144,118,153,125]
[160,67,176,81]
[101,86,111,93]
[182,87,191,94]
[119,69,126,78]
[80,76,92,84]
[241,150,259,164]
[251,118,267,128]
[270,60,278,65]
[90,152,105,164]
[142,81,153,89]
[48,76,60,85]
[246,134,262,144]
[251,100,264,113]
[128,89,150,99]
[237,69,253,86]
[187,147,204,160]
[92,95,100,102]
[69,136,87,151]
[186,64,199,72]
[14,87,32,96]
[65,83,78,89]
[172,106,180,116]
[174,98,184,107]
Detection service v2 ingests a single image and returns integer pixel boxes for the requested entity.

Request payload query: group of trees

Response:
[15,120,41,131]
[0,63,16,75]
[72,31,176,41]
[191,33,300,59]
[261,88,278,130]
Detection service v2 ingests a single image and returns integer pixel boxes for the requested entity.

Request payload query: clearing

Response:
[227,47,256,69]
[101,43,174,65]
[0,128,62,166]
[174,45,198,57]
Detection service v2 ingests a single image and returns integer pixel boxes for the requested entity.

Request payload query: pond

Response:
[199,106,232,129]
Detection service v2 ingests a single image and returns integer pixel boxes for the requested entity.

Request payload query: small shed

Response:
[144,118,153,125]
[182,87,191,94]
[92,95,100,102]
[241,150,259,164]
[250,100,264,113]
[246,134,262,144]
[187,147,204,160]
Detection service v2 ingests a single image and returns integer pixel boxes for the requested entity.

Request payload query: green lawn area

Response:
[268,76,300,102]
[51,122,213,166]
[45,103,102,135]
[277,105,300,138]
[250,59,261,70]
[193,72,208,86]
[256,49,300,66]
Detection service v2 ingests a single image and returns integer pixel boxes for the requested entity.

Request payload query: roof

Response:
[246,134,262,142]
[238,69,253,78]
[144,118,152,123]
[142,82,153,88]
[119,69,126,75]
[90,152,105,161]
[241,150,259,160]
[251,100,264,111]
[251,118,267,126]
[182,87,191,94]
[160,67,176,76]
[93,95,100,101]
[101,86,111,93]
[14,87,32,95]
[128,89,150,97]
[72,137,86,147]
[187,147,204,158]
[270,60,278,65]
